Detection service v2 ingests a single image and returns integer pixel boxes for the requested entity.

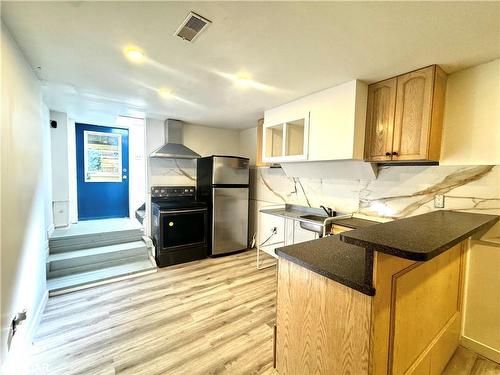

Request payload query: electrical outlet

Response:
[7,309,27,350]
[434,194,445,208]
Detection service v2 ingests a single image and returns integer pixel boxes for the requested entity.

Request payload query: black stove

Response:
[151,186,208,267]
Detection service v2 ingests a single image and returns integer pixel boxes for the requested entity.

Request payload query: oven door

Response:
[160,208,207,251]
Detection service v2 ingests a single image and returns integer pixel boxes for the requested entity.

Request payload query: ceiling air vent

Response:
[175,12,211,42]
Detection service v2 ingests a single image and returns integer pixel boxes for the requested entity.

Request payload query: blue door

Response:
[76,123,129,220]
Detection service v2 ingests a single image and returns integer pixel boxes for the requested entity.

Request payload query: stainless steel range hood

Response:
[149,119,200,159]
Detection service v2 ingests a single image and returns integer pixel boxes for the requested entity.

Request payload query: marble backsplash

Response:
[148,159,500,219]
[149,158,196,187]
[250,164,500,220]
[146,158,500,244]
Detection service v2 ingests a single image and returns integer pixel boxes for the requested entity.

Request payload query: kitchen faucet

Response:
[320,205,335,217]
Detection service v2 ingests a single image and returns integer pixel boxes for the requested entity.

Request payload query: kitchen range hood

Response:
[149,119,200,159]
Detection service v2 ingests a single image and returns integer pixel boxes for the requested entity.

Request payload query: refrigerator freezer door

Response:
[212,157,249,185]
[212,187,249,254]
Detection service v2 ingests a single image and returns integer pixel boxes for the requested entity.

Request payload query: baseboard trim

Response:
[460,335,500,363]
[46,224,55,238]
[26,289,49,344]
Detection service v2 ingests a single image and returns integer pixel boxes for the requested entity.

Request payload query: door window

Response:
[84,131,122,182]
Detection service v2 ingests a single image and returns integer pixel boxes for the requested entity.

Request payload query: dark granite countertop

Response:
[275,235,375,296]
[275,211,498,296]
[341,210,499,261]
[331,217,379,229]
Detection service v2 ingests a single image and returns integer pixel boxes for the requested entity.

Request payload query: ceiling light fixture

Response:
[236,73,252,87]
[124,47,145,63]
[158,88,174,99]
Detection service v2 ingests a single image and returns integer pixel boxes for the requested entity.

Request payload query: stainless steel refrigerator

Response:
[196,156,249,255]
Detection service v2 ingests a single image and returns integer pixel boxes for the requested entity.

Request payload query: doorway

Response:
[75,123,129,220]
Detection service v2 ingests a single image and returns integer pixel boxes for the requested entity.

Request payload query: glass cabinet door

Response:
[285,119,305,156]
[265,124,284,158]
[263,112,309,162]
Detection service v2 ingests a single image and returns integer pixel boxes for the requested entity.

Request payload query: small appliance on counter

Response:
[196,156,250,256]
[150,186,208,267]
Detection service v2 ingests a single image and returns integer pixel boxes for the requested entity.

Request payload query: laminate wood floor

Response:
[27,249,497,375]
[442,346,500,375]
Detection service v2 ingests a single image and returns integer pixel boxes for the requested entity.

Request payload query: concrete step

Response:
[47,241,148,272]
[49,218,144,252]
[49,231,143,253]
[47,258,157,295]
[47,253,150,279]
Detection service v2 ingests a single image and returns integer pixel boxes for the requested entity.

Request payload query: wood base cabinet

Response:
[275,243,465,374]
[364,65,447,162]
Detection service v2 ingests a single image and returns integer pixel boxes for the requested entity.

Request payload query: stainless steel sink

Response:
[299,214,333,236]
[300,214,328,222]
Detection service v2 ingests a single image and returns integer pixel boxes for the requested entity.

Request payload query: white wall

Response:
[240,59,500,362]
[50,115,147,223]
[441,58,500,165]
[50,111,71,227]
[145,118,241,188]
[42,107,54,236]
[67,118,77,224]
[462,240,500,362]
[116,116,146,215]
[1,22,51,370]
[146,119,242,157]
[440,59,500,361]
[239,127,257,167]
[144,118,242,235]
[183,123,241,157]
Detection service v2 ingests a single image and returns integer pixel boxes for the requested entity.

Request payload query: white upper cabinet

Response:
[263,80,368,163]
[263,113,310,162]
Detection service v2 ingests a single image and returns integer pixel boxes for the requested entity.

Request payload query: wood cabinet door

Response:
[393,66,435,160]
[365,78,397,161]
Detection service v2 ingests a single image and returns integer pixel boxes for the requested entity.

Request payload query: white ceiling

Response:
[2,1,499,129]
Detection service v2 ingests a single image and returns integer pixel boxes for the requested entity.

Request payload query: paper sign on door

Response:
[84,131,122,182]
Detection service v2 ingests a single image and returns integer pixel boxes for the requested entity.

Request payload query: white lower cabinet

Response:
[292,220,317,243]
[257,213,319,269]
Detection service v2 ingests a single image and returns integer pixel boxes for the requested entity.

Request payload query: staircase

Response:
[47,218,157,295]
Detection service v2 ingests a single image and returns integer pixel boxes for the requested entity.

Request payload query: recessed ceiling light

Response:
[124,47,144,63]
[236,74,252,87]
[158,88,174,99]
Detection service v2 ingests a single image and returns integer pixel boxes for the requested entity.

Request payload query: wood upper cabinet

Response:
[365,78,397,161]
[365,65,447,162]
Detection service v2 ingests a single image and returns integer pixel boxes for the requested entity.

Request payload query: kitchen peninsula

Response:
[274,211,498,375]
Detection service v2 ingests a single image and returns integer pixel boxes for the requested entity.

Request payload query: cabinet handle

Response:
[392,151,399,156]
[385,152,391,156]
